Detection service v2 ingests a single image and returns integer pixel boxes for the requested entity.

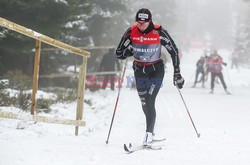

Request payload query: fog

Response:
[130,0,249,50]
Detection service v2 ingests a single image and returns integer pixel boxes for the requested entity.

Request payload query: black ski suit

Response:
[115,22,181,134]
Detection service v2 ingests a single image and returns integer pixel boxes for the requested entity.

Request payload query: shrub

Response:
[0,91,12,106]
[15,90,32,111]
[54,89,77,103]
[36,98,53,113]
[0,79,9,90]
[3,70,32,90]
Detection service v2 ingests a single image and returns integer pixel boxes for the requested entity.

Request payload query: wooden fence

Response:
[0,17,90,135]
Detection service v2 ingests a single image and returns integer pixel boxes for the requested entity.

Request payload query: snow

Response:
[1,49,250,165]
[66,66,80,72]
[2,89,57,100]
[55,0,68,5]
[33,31,43,38]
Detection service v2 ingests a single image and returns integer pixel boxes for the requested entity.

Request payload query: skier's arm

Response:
[160,28,180,73]
[219,56,227,66]
[221,60,227,66]
[115,28,132,60]
[160,27,184,88]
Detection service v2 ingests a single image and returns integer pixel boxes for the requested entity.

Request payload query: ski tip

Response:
[124,144,129,152]
[124,144,133,153]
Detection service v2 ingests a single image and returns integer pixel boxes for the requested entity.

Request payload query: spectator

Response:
[99,48,120,90]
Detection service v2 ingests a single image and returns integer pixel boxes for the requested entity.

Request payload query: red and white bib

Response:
[130,24,161,62]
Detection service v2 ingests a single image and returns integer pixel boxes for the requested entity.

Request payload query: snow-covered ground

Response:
[1,49,250,165]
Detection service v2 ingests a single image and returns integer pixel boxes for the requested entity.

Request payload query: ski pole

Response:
[105,59,128,144]
[176,86,201,138]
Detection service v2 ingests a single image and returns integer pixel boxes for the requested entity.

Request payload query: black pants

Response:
[211,72,227,90]
[194,68,205,86]
[133,60,165,133]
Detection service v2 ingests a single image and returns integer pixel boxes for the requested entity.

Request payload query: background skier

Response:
[209,52,230,94]
[192,56,206,88]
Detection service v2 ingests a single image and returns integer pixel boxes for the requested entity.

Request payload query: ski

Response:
[152,138,166,143]
[124,138,166,153]
[124,143,163,153]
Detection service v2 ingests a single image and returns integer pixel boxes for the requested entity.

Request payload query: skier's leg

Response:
[142,63,164,145]
[193,70,199,87]
[134,69,154,133]
[210,73,216,93]
[134,71,148,116]
[218,72,227,90]
[201,70,205,87]
[134,61,164,144]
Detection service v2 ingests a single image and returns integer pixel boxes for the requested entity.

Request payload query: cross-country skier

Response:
[192,56,206,88]
[115,8,184,146]
[209,51,230,94]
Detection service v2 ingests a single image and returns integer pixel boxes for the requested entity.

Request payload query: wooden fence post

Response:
[75,57,88,135]
[31,40,41,115]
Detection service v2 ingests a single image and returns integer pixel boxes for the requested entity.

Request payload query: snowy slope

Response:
[1,49,250,165]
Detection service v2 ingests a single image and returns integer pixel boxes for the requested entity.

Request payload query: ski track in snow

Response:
[1,49,250,165]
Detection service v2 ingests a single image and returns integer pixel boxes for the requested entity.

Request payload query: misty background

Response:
[0,0,250,79]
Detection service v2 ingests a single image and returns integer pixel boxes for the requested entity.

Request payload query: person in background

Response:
[115,8,184,146]
[99,48,120,90]
[231,48,239,69]
[209,51,230,94]
[204,50,219,82]
[192,56,205,88]
[204,52,212,82]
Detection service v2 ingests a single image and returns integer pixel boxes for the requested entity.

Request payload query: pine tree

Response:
[0,0,91,75]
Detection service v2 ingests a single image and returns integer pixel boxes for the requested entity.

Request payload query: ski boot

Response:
[143,132,153,146]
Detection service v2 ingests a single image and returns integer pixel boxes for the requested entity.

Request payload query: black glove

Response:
[117,47,133,60]
[173,73,185,89]
[123,47,133,58]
